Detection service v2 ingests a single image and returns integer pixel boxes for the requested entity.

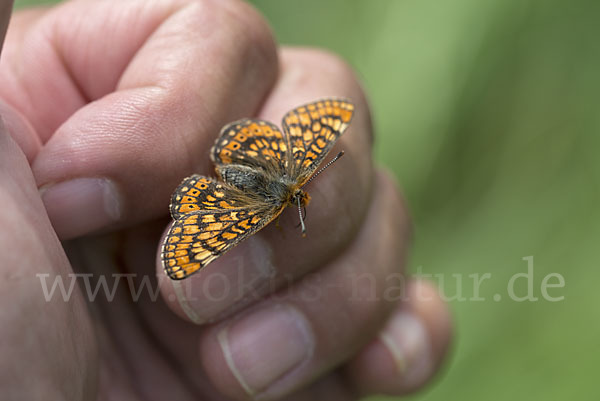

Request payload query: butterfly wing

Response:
[161,205,283,280]
[210,119,291,173]
[169,174,253,220]
[282,98,354,183]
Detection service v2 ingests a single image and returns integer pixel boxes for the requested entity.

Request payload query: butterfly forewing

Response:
[282,98,354,183]
[210,119,290,173]
[169,174,252,220]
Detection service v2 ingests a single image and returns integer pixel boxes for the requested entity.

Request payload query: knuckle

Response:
[376,168,410,225]
[377,169,411,234]
[177,0,277,64]
[316,49,357,83]
[290,47,360,89]
[281,47,373,145]
[218,0,278,70]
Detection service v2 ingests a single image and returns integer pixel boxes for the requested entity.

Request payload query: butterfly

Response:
[161,98,354,280]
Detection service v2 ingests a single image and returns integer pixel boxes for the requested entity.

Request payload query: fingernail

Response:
[174,235,276,324]
[40,178,121,239]
[379,311,433,386]
[218,304,314,398]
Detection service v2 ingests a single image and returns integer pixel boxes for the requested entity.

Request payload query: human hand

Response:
[0,1,451,400]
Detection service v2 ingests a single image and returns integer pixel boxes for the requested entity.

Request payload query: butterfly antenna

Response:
[303,151,345,187]
[297,197,306,237]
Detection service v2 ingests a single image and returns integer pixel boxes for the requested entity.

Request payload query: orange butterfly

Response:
[161,98,354,279]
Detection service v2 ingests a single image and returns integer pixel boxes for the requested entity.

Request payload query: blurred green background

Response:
[14,0,599,400]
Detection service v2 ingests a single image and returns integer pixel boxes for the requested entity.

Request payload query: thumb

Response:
[0,108,97,400]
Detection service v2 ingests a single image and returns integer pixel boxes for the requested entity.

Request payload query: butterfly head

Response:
[288,150,346,236]
[289,188,311,237]
[291,188,311,208]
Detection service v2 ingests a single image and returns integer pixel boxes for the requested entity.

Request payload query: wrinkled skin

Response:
[0,1,451,400]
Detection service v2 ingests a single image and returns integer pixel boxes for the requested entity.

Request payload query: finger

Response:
[159,47,376,324]
[196,171,410,401]
[231,280,451,401]
[279,280,452,401]
[0,101,41,162]
[20,0,278,238]
[343,279,453,396]
[0,109,96,400]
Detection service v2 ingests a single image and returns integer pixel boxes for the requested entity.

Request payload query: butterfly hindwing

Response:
[161,205,282,280]
[282,98,354,183]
